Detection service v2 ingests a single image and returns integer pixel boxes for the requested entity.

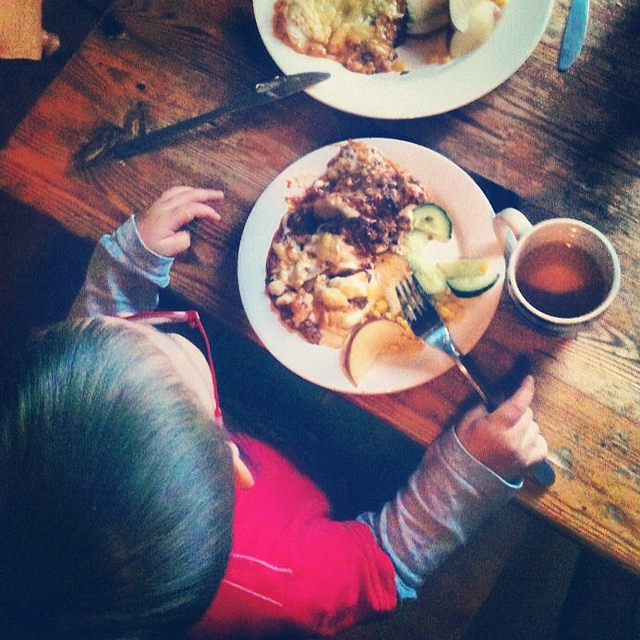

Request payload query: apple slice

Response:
[344,318,416,386]
[450,1,500,58]
[449,0,484,32]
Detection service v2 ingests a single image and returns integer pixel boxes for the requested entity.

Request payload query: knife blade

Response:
[558,0,590,71]
[76,72,330,166]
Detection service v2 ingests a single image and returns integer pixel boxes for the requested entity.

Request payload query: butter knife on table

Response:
[75,72,330,167]
[558,0,590,71]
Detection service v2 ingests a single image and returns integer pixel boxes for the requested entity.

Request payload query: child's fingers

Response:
[155,230,192,256]
[517,420,548,467]
[529,431,549,465]
[510,375,535,410]
[162,187,224,209]
[154,202,221,254]
[495,375,535,423]
[158,186,194,201]
[456,403,488,434]
[165,203,222,234]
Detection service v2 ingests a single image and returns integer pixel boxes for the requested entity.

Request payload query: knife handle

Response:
[529,459,556,487]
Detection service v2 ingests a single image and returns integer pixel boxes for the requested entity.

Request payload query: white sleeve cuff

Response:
[101,215,174,288]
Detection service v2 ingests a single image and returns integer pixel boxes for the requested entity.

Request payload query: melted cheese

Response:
[274,0,406,73]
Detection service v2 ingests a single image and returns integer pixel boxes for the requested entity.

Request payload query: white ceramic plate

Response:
[238,138,505,394]
[253,0,553,119]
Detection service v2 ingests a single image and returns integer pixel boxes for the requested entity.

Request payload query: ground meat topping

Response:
[266,140,429,347]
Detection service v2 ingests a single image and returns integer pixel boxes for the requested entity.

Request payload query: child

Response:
[0,187,548,640]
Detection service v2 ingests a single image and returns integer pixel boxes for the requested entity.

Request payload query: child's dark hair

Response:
[0,317,235,639]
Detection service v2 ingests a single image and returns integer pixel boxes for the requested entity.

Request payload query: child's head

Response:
[0,317,235,639]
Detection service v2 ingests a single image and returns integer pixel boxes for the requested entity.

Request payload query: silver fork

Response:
[396,275,555,487]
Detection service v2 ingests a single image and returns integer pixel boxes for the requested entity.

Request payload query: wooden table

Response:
[0,0,638,574]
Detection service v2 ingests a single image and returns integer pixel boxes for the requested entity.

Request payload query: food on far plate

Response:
[408,0,504,60]
[272,0,505,74]
[273,0,407,74]
[449,0,501,58]
[406,0,450,34]
[265,140,499,385]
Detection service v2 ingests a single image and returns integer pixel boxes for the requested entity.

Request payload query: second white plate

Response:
[253,0,553,119]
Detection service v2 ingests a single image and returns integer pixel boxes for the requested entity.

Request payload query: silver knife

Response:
[75,72,330,166]
[558,0,590,71]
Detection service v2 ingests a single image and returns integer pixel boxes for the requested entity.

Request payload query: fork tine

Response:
[407,275,427,313]
[395,277,418,322]
[396,275,444,338]
[398,275,430,316]
[396,277,424,323]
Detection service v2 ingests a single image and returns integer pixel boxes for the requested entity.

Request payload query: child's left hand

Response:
[135,186,224,257]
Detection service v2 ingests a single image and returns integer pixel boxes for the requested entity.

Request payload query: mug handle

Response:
[492,208,532,258]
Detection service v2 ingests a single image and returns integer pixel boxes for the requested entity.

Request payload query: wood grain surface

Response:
[0,0,43,60]
[0,0,638,573]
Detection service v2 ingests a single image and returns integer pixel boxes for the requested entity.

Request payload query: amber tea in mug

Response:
[515,241,609,318]
[493,209,621,332]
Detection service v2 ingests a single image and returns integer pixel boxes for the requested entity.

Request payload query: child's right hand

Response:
[455,375,548,481]
[135,186,224,257]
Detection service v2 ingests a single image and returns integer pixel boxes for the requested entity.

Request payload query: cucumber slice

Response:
[437,258,490,279]
[447,272,499,297]
[411,204,452,241]
[414,264,448,295]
